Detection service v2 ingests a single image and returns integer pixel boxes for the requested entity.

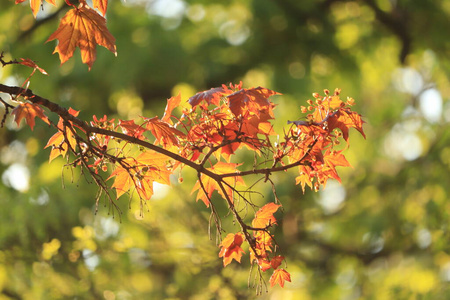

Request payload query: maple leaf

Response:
[327,109,366,142]
[270,255,284,270]
[255,255,284,272]
[189,87,232,107]
[92,0,108,16]
[161,93,182,124]
[323,149,351,182]
[252,202,281,229]
[18,58,48,75]
[250,230,274,263]
[227,87,279,118]
[135,151,171,186]
[219,232,245,267]
[108,151,171,200]
[118,119,147,140]
[109,160,147,199]
[257,258,272,272]
[16,0,56,18]
[269,268,291,288]
[144,117,186,148]
[45,108,79,162]
[11,102,50,130]
[295,165,313,193]
[46,3,117,70]
[191,162,245,207]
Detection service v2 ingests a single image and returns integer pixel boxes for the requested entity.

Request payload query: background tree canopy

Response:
[1,0,450,299]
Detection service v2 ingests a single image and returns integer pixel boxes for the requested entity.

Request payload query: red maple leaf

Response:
[327,109,366,142]
[18,58,48,75]
[227,86,279,118]
[270,255,284,270]
[189,87,227,107]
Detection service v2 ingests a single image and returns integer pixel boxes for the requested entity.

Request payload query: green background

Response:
[1,0,450,299]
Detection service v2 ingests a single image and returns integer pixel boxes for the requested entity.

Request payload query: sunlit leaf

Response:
[219,232,245,267]
[269,268,291,287]
[12,102,49,130]
[46,4,117,70]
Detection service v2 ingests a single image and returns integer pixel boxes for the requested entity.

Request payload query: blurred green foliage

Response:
[1,0,450,299]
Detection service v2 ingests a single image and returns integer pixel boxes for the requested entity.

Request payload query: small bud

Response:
[314,182,320,192]
[312,92,320,98]
[334,88,341,96]
[323,89,330,95]
[307,99,313,105]
[308,106,314,111]
[301,106,307,113]
[178,177,183,183]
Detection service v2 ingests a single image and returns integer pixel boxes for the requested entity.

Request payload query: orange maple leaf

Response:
[44,108,79,162]
[135,151,171,186]
[16,0,56,18]
[46,3,117,70]
[323,149,351,182]
[118,119,147,140]
[161,93,182,124]
[269,268,291,288]
[144,117,186,148]
[108,151,171,200]
[219,232,245,267]
[252,202,281,229]
[257,255,285,272]
[250,230,274,263]
[11,102,50,130]
[109,160,150,199]
[191,162,245,207]
[295,165,313,193]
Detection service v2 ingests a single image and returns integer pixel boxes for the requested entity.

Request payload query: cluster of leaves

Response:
[15,0,116,69]
[0,56,365,288]
[2,0,366,292]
